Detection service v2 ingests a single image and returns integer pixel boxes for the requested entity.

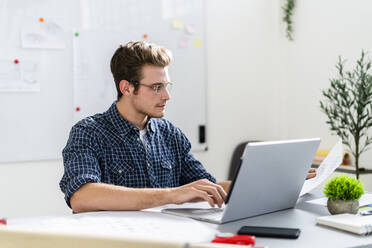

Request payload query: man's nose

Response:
[161,88,171,100]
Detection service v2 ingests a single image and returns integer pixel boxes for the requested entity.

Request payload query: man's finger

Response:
[196,179,227,201]
[215,184,227,201]
[306,172,316,180]
[194,189,215,207]
[195,185,223,208]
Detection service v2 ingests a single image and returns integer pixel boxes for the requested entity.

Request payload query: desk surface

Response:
[6,191,372,248]
[213,191,372,248]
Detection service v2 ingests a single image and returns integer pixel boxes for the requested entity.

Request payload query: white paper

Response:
[300,140,343,196]
[306,197,328,206]
[307,193,372,207]
[0,60,20,80]
[21,19,65,49]
[0,59,39,92]
[8,211,216,244]
[80,0,135,31]
[72,30,122,121]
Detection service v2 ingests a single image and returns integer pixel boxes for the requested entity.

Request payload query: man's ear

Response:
[119,80,131,96]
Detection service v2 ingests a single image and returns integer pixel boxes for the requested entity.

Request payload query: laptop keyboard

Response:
[189,208,224,221]
[163,207,224,222]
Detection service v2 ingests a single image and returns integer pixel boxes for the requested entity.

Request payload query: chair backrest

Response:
[228,141,260,180]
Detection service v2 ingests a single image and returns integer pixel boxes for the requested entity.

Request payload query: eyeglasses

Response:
[129,80,173,94]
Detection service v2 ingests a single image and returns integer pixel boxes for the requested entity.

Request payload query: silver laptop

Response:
[162,138,320,224]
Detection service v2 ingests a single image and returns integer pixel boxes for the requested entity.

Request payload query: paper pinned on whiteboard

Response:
[161,0,188,19]
[21,19,65,49]
[0,60,20,81]
[300,139,343,197]
[0,59,40,92]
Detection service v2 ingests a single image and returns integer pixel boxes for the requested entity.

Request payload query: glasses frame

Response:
[129,80,173,94]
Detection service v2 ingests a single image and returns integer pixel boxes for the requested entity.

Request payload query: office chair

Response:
[228,141,260,180]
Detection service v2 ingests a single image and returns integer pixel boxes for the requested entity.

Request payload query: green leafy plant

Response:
[320,51,372,179]
[324,175,364,201]
[282,0,295,41]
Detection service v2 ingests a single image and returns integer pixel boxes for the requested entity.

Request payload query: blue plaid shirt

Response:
[60,102,215,207]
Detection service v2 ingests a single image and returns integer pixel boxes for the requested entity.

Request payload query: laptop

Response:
[162,138,320,224]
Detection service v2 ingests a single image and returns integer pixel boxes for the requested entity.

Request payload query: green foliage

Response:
[320,51,372,179]
[282,0,295,41]
[324,175,364,201]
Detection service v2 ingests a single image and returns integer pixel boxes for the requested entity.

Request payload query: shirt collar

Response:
[106,101,155,136]
[147,118,156,133]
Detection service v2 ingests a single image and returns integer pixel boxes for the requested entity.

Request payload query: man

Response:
[60,41,316,213]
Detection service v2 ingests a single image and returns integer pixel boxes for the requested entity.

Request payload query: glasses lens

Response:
[165,83,172,92]
[154,85,162,93]
[151,83,172,94]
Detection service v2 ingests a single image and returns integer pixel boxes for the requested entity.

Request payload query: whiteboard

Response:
[0,0,207,163]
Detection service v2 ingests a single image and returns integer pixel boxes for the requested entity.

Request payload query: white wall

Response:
[282,0,372,159]
[196,0,282,180]
[1,0,372,218]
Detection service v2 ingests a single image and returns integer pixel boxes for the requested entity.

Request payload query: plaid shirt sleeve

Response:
[59,122,102,207]
[175,127,216,185]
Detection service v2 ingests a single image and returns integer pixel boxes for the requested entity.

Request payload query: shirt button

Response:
[118,169,122,174]
[147,163,150,167]
[170,166,172,169]
[137,138,140,141]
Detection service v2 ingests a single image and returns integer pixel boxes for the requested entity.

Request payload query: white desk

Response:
[4,192,372,248]
[214,192,372,248]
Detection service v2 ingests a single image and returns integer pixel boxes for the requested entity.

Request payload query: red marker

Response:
[39,17,44,22]
[212,234,255,246]
[14,59,19,64]
[76,107,80,112]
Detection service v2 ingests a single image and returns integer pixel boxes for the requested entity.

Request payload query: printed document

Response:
[300,139,343,196]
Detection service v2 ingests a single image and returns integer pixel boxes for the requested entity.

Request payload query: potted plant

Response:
[282,0,295,41]
[320,51,372,179]
[324,174,364,215]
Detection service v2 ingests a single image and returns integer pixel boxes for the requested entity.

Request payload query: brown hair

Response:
[110,41,172,100]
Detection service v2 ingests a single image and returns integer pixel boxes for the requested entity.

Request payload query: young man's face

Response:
[131,65,171,118]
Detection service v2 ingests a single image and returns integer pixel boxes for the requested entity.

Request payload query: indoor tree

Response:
[320,51,372,179]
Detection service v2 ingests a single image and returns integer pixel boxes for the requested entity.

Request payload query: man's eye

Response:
[153,85,163,92]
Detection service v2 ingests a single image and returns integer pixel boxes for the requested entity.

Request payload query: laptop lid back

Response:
[221,138,320,223]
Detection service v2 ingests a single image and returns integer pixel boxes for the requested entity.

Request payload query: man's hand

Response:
[306,168,316,180]
[169,179,227,208]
